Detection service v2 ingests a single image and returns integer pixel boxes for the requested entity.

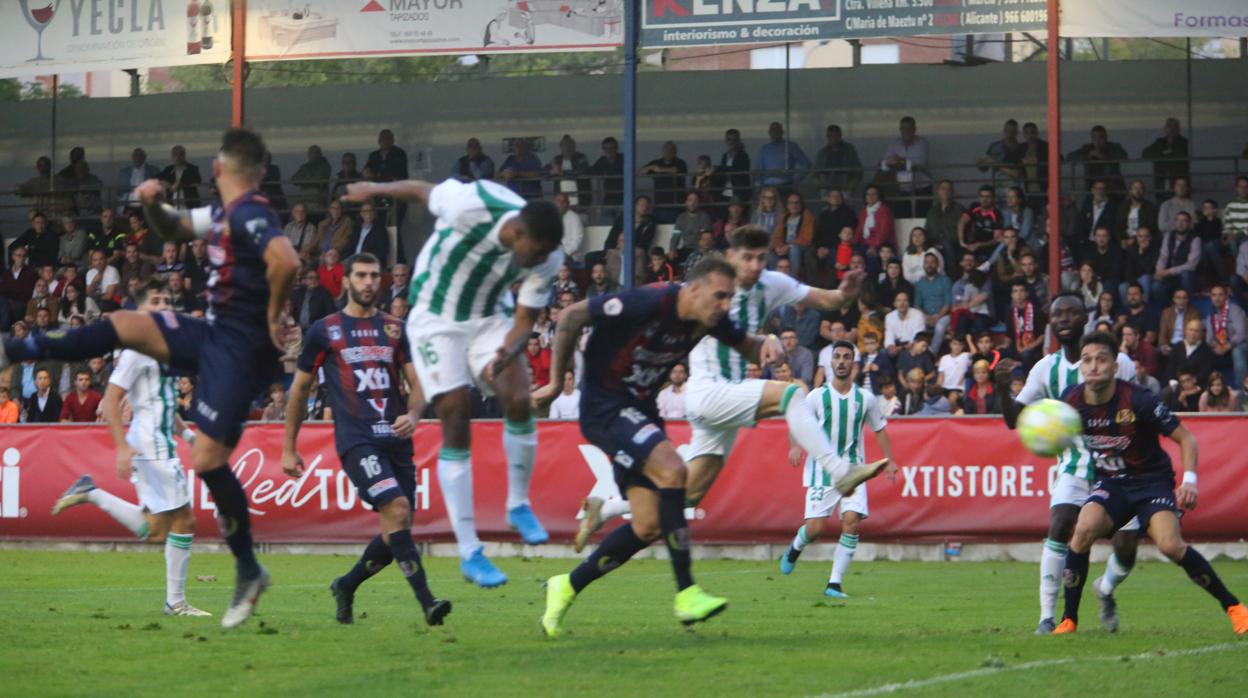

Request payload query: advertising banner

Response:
[1,417,1244,545]
[242,0,624,62]
[0,0,231,79]
[1061,0,1248,39]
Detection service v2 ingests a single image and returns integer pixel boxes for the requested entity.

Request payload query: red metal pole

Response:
[1046,0,1061,300]
[231,0,246,128]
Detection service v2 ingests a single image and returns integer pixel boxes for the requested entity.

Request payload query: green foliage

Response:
[0,78,83,101]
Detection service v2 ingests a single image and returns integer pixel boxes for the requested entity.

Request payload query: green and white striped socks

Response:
[1040,538,1068,621]
[830,533,859,585]
[165,533,193,606]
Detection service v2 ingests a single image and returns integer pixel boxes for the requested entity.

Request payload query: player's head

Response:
[726,225,771,287]
[1079,331,1119,390]
[830,340,856,380]
[1049,292,1087,344]
[344,252,382,309]
[215,128,267,185]
[509,200,564,268]
[681,256,736,326]
[135,280,170,312]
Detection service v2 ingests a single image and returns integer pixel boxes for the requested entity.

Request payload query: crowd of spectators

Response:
[4,118,1248,424]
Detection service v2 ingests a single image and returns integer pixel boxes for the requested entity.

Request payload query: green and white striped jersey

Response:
[803,383,886,487]
[1016,348,1136,481]
[109,349,179,461]
[689,270,809,383]
[409,179,564,321]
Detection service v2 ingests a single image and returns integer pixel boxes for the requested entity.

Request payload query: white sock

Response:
[86,489,149,539]
[503,418,537,511]
[165,533,193,606]
[790,524,811,552]
[830,533,858,584]
[437,449,480,560]
[782,387,847,482]
[1097,551,1133,595]
[600,497,632,521]
[1040,538,1067,621]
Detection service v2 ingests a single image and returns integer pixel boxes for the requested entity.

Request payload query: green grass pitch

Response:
[2,550,1244,697]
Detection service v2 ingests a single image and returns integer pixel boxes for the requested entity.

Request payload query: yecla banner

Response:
[0,0,231,79]
[243,0,624,62]
[2,417,1244,545]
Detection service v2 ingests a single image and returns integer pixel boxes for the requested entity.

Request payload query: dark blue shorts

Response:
[341,444,416,510]
[579,400,668,496]
[1087,473,1178,532]
[152,311,280,446]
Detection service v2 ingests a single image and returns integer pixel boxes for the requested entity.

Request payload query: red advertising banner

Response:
[1,417,1245,544]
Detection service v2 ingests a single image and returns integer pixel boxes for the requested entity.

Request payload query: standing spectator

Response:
[525,334,551,389]
[548,370,580,420]
[772,192,815,275]
[115,148,160,213]
[639,141,687,222]
[1198,372,1235,413]
[450,138,495,182]
[717,128,752,204]
[554,192,586,265]
[585,262,620,298]
[159,145,202,210]
[498,137,545,200]
[1141,117,1189,195]
[655,364,689,419]
[548,134,591,206]
[1224,176,1248,251]
[1167,318,1214,386]
[879,116,932,217]
[23,367,62,423]
[1067,125,1129,195]
[1158,177,1196,236]
[671,192,713,263]
[283,202,316,254]
[67,160,104,224]
[855,185,897,269]
[291,145,332,219]
[589,136,624,209]
[958,185,1003,263]
[365,129,410,226]
[59,369,101,422]
[260,151,288,218]
[307,199,355,260]
[757,121,811,190]
[329,153,364,214]
[1204,285,1247,387]
[1155,211,1201,299]
[291,268,335,331]
[977,119,1026,194]
[1078,179,1119,244]
[1194,198,1225,284]
[1121,226,1161,307]
[10,212,60,270]
[1114,180,1158,245]
[925,179,964,268]
[814,124,863,195]
[1007,281,1046,368]
[349,203,389,263]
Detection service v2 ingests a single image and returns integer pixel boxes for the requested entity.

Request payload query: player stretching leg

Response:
[778,341,898,597]
[1053,332,1248,635]
[575,225,883,552]
[2,129,302,628]
[343,178,563,588]
[534,258,787,637]
[282,253,451,626]
[994,293,1140,634]
[52,281,209,617]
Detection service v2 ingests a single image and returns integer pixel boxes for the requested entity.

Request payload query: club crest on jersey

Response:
[329,325,343,341]
[384,323,401,340]
[1115,409,1135,424]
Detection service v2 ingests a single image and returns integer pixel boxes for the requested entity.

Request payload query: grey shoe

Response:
[164,601,212,617]
[1094,576,1120,633]
[1035,617,1057,634]
[51,475,97,515]
[222,566,270,629]
[835,459,890,496]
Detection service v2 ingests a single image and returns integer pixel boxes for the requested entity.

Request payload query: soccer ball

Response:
[1017,399,1083,457]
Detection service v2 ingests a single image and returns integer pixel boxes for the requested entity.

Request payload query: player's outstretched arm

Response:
[264,237,302,352]
[100,384,134,480]
[798,269,864,312]
[1169,424,1200,510]
[282,369,317,478]
[341,180,434,204]
[136,179,196,242]
[535,300,590,408]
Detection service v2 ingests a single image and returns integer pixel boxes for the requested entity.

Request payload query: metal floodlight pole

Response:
[1046,0,1061,300]
[622,0,639,289]
[231,0,247,128]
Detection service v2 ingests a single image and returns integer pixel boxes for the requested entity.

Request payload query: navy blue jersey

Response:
[298,312,412,456]
[199,191,283,326]
[580,284,747,408]
[1061,379,1180,479]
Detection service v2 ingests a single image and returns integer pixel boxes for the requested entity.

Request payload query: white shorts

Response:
[406,310,512,400]
[685,379,767,459]
[1051,472,1139,531]
[804,481,869,521]
[131,457,191,514]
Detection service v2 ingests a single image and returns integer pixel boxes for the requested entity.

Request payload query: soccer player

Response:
[343,177,563,588]
[994,293,1139,634]
[51,280,208,617]
[574,225,881,551]
[1053,331,1247,635]
[282,253,452,627]
[778,340,898,597]
[1,129,302,628]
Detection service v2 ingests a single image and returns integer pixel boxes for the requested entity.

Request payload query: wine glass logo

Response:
[20,0,63,63]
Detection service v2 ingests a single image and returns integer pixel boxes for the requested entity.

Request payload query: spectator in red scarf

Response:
[1007,281,1046,368]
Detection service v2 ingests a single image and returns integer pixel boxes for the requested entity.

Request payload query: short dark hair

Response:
[75,369,91,381]
[831,340,857,354]
[219,128,267,177]
[1051,291,1085,311]
[685,255,736,284]
[978,184,994,195]
[135,279,169,304]
[730,224,771,251]
[1127,281,1144,293]
[345,252,380,276]
[518,200,564,248]
[780,327,798,337]
[649,246,666,258]
[1080,331,1118,356]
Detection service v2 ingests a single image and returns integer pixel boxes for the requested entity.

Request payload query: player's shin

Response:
[339,535,394,593]
[1178,546,1241,611]
[659,488,695,591]
[165,533,193,606]
[86,489,149,539]
[503,417,537,510]
[1097,550,1134,596]
[199,466,261,579]
[830,534,859,585]
[8,319,119,362]
[782,387,847,481]
[388,529,437,609]
[1060,549,1091,625]
[1040,538,1068,621]
[568,523,649,593]
[436,448,480,560]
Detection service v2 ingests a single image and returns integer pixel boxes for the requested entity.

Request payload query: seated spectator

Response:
[526,333,551,389]
[1158,176,1196,236]
[548,135,591,205]
[775,328,814,386]
[925,179,964,265]
[1132,359,1162,395]
[1086,291,1117,335]
[84,249,119,311]
[969,331,1003,372]
[877,376,900,416]
[159,145,202,210]
[1204,285,1247,386]
[317,248,345,298]
[1193,197,1225,284]
[958,185,1003,263]
[1069,126,1128,196]
[57,283,99,326]
[60,368,102,423]
[717,128,752,205]
[116,243,154,293]
[57,217,88,271]
[23,367,61,423]
[854,292,885,354]
[916,382,953,416]
[715,197,749,246]
[0,386,18,424]
[1158,287,1200,362]
[291,144,331,219]
[745,363,762,380]
[657,364,688,419]
[126,212,163,262]
[292,268,335,331]
[901,227,939,285]
[283,202,316,254]
[167,270,198,314]
[854,185,896,270]
[814,124,863,195]
[1115,180,1158,244]
[307,199,355,261]
[598,195,655,285]
[751,186,781,233]
[854,332,892,395]
[585,261,620,298]
[1237,376,1248,412]
[878,116,932,218]
[1121,324,1160,380]
[1168,318,1214,386]
[1016,251,1049,309]
[1082,226,1122,294]
[590,136,624,208]
[1070,262,1104,310]
[690,155,716,204]
[350,203,389,263]
[1198,371,1235,413]
[913,251,953,354]
[977,119,1026,193]
[895,332,936,385]
[950,254,994,337]
[874,257,911,313]
[451,138,495,183]
[261,384,287,422]
[1007,281,1046,368]
[671,192,714,264]
[883,291,925,358]
[1164,369,1202,412]
[554,192,586,264]
[757,121,811,190]
[1155,211,1201,300]
[937,335,970,395]
[963,359,1001,415]
[88,209,127,266]
[771,192,815,277]
[770,301,821,352]
[329,153,364,214]
[153,241,185,282]
[25,277,59,325]
[10,212,60,269]
[1120,226,1160,307]
[1001,187,1037,249]
[183,239,211,297]
[638,141,687,222]
[646,247,675,283]
[176,376,194,420]
[548,370,581,420]
[899,367,927,415]
[681,231,716,278]
[770,361,809,392]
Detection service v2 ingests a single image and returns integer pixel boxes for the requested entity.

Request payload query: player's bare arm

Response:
[281,369,317,478]
[341,180,434,204]
[875,427,900,481]
[1170,424,1199,510]
[264,237,302,352]
[100,383,134,480]
[534,299,590,409]
[136,179,196,242]
[392,362,424,440]
[486,304,543,381]
[798,269,864,312]
[730,333,785,368]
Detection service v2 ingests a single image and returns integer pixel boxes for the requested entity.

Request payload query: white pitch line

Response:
[815,641,1247,698]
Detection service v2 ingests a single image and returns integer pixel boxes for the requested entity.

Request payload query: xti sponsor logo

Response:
[899,463,1049,498]
[0,448,26,519]
[354,367,391,391]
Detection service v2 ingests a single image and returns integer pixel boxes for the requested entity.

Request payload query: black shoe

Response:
[330,577,354,625]
[424,599,453,626]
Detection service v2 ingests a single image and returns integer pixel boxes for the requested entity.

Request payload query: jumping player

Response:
[342,178,563,588]
[994,293,1140,634]
[51,281,209,617]
[1,129,302,628]
[574,225,880,551]
[778,340,898,597]
[282,253,451,627]
[1053,331,1247,635]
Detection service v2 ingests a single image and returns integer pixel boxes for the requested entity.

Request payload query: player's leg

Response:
[780,483,836,574]
[1147,510,1247,633]
[1054,502,1116,634]
[51,474,152,539]
[489,352,547,544]
[828,507,865,597]
[1092,523,1139,633]
[377,496,452,626]
[2,311,171,367]
[685,454,725,507]
[1037,474,1084,633]
[331,534,393,624]
[161,504,209,616]
[756,381,885,492]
